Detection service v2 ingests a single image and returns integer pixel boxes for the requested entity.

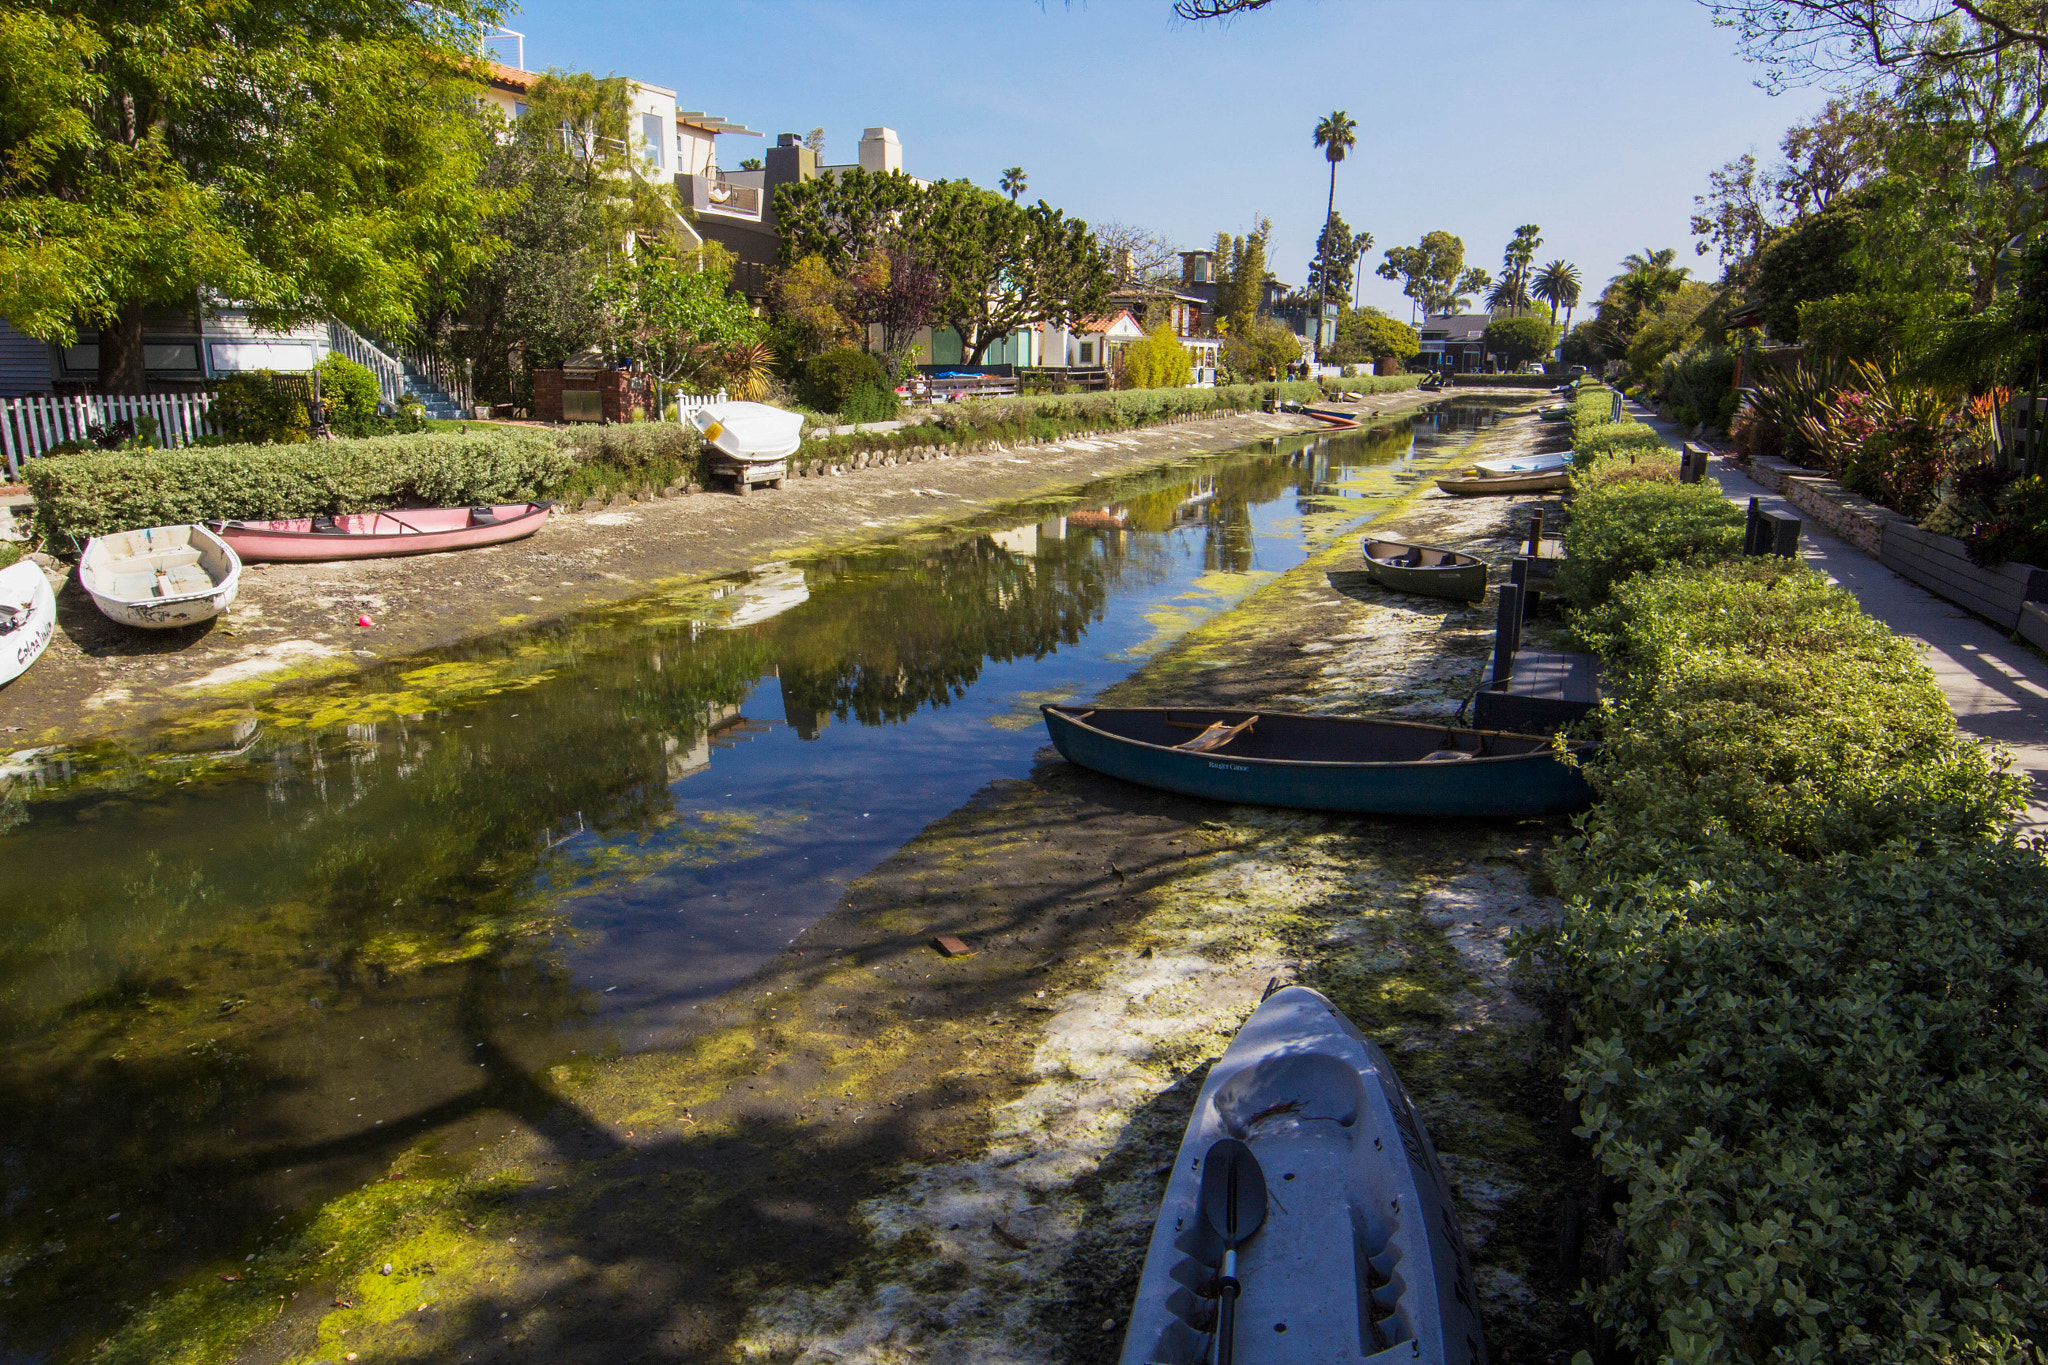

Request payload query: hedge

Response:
[1554,478,1742,608]
[802,376,1421,460]
[1542,477,2043,1363]
[27,430,574,544]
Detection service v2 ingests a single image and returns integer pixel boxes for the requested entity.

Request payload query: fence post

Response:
[1744,497,1762,556]
[1490,583,1522,686]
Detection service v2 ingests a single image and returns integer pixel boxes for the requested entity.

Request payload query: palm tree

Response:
[999,166,1027,202]
[1532,260,1582,327]
[1311,110,1358,360]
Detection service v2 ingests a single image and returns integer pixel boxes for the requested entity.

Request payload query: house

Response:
[1062,312,1145,369]
[1417,313,1493,373]
[689,127,913,302]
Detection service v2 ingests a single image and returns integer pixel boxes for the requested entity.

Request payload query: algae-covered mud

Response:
[0,401,1512,1361]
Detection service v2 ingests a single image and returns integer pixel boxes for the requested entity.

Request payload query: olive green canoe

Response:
[1362,537,1488,602]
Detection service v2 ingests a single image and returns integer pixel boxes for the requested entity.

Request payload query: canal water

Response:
[0,401,1504,1357]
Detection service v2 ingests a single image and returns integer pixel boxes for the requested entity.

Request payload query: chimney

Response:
[858,127,902,175]
[763,134,818,223]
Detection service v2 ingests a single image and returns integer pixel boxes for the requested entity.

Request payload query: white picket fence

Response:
[0,391,218,478]
[666,389,728,421]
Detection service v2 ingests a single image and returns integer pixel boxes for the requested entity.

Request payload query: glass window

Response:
[640,113,663,167]
[513,101,527,120]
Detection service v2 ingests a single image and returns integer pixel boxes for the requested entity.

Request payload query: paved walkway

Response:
[1627,401,2048,833]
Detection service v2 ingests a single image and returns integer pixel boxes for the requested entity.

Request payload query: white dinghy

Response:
[691,401,805,495]
[81,524,242,629]
[1119,985,1487,1365]
[0,560,56,684]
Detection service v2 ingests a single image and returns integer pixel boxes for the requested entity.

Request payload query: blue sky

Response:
[513,0,1836,319]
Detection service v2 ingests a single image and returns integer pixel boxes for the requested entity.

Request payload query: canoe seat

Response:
[1420,749,1474,762]
[469,506,499,524]
[108,549,201,575]
[311,515,347,534]
[159,566,212,596]
[1175,716,1257,752]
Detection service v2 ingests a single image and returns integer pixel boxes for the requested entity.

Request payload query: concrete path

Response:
[1627,401,2048,833]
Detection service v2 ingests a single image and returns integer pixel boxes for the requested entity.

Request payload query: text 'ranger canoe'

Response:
[1042,705,1594,818]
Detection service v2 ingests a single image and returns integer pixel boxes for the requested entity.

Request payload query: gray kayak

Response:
[1119,986,1486,1365]
[1362,538,1487,603]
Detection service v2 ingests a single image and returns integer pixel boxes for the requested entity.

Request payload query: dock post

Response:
[1512,554,1537,620]
[1744,497,1763,555]
[1772,517,1802,558]
[1491,583,1522,686]
[1526,508,1544,557]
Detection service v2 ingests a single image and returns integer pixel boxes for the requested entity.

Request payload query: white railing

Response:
[666,389,727,421]
[403,344,475,413]
[0,392,219,478]
[326,321,407,407]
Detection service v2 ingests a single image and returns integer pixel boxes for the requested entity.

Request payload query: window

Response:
[1079,341,1095,365]
[640,113,663,168]
[513,101,527,120]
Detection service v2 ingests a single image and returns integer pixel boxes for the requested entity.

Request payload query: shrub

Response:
[1545,545,2037,1364]
[1122,323,1193,390]
[839,382,901,424]
[26,430,574,545]
[802,348,888,412]
[208,371,310,445]
[314,355,382,420]
[1554,477,1743,608]
[553,423,705,502]
[1571,420,1664,469]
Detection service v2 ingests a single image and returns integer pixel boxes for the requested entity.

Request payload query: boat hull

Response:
[1118,986,1488,1365]
[1043,705,1594,818]
[207,503,552,562]
[1362,538,1487,602]
[81,524,241,630]
[0,561,56,685]
[1436,470,1571,496]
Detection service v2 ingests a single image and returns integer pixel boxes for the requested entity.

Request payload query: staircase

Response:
[400,369,466,421]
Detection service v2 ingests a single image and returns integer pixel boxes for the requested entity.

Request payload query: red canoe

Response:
[206,502,554,562]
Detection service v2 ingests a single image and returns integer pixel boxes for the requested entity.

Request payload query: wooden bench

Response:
[1471,581,1601,732]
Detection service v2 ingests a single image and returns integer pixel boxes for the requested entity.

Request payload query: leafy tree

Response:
[1222,314,1300,382]
[1533,260,1583,327]
[848,246,942,370]
[773,167,925,268]
[1751,197,1870,341]
[803,127,826,156]
[1122,322,1192,389]
[1311,109,1358,316]
[738,157,763,171]
[1096,220,1183,287]
[1691,94,1892,265]
[590,246,766,398]
[1377,231,1490,318]
[911,181,1110,364]
[0,0,506,393]
[1000,166,1028,202]
[1622,281,1719,379]
[1307,212,1369,306]
[1709,0,2048,89]
[1330,306,1419,365]
[1213,222,1271,332]
[772,254,859,356]
[1481,315,1559,369]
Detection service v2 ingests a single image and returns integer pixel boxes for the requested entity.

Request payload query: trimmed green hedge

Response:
[1543,477,2042,1363]
[802,377,1421,460]
[1555,478,1742,608]
[27,430,574,544]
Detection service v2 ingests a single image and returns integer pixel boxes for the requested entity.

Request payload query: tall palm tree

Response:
[1311,110,1357,359]
[1533,260,1582,327]
[999,166,1027,202]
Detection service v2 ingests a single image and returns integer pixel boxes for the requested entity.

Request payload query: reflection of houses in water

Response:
[987,517,1068,558]
[1172,475,1217,525]
[700,564,810,630]
[1065,507,1128,530]
[663,685,780,778]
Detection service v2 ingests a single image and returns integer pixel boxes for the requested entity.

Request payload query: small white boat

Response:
[0,560,56,684]
[80,524,242,629]
[1471,450,1569,475]
[691,401,805,495]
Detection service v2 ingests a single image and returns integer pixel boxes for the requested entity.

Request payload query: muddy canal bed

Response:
[0,402,1539,1362]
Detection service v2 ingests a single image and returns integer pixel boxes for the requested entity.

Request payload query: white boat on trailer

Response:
[691,401,805,495]
[80,524,242,629]
[0,560,56,685]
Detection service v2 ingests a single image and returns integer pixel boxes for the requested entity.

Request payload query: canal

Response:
[0,401,1504,1358]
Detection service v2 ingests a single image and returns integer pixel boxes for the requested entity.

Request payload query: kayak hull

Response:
[1118,986,1488,1365]
[1042,705,1594,818]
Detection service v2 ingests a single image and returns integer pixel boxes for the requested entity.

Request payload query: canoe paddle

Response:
[1199,1137,1268,1365]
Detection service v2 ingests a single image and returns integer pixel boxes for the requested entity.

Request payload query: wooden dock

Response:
[1471,579,1601,732]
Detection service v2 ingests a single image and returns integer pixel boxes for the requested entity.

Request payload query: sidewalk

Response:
[1627,401,2048,833]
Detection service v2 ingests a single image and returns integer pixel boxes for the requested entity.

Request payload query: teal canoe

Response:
[1042,705,1595,818]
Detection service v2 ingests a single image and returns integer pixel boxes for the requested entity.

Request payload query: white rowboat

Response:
[81,524,242,629]
[692,401,805,495]
[0,560,55,685]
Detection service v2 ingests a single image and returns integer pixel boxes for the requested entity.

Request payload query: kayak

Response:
[1435,469,1571,496]
[1118,984,1488,1365]
[207,503,552,562]
[1041,705,1595,818]
[0,560,55,685]
[80,524,241,630]
[1362,537,1487,602]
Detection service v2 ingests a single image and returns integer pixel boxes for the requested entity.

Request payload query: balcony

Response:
[679,173,762,221]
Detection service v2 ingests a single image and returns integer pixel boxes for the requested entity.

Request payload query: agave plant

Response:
[722,340,775,402]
